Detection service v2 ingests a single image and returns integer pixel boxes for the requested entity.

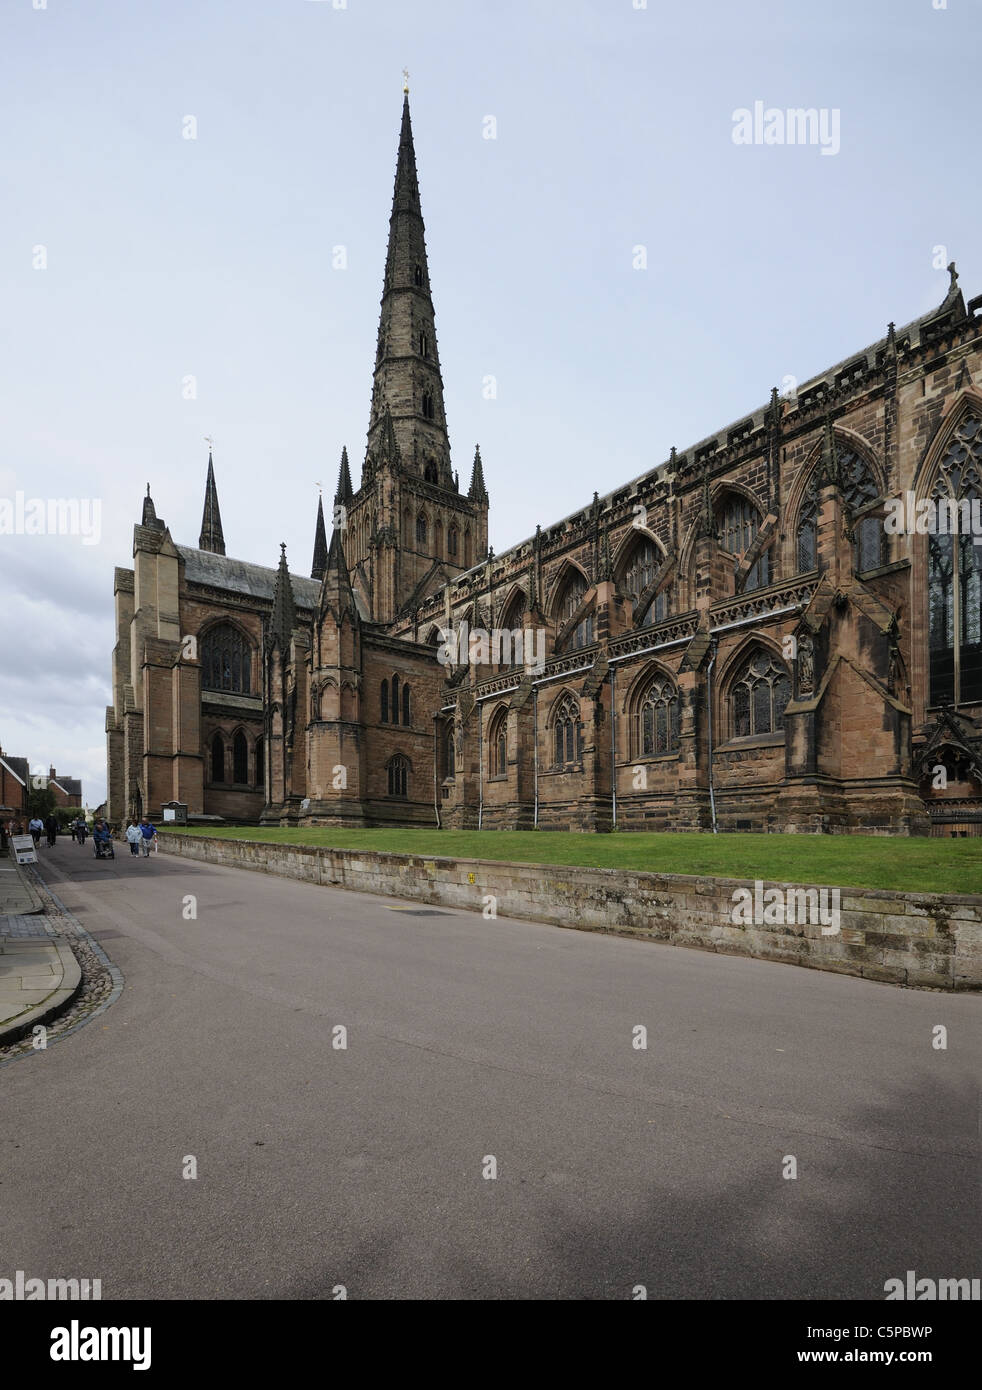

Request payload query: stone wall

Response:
[159,833,982,991]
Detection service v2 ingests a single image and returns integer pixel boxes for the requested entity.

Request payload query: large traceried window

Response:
[445,728,456,779]
[622,536,669,625]
[556,571,593,652]
[717,494,769,591]
[201,624,252,693]
[796,444,884,574]
[731,650,791,738]
[552,692,581,766]
[635,674,681,757]
[929,411,982,706]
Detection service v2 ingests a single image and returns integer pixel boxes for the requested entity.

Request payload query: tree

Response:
[27,786,56,820]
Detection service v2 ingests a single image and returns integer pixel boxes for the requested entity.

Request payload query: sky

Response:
[1,0,978,806]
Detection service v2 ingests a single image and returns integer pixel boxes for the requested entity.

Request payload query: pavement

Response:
[2,839,980,1299]
[0,847,81,1043]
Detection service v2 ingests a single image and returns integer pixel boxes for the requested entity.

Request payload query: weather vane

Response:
[403,67,409,93]
[204,435,214,452]
[315,480,322,495]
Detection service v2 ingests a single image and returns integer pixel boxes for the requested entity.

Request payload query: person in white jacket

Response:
[125,822,142,857]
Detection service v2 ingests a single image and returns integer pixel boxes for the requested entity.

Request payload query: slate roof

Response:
[0,755,28,785]
[177,547,322,610]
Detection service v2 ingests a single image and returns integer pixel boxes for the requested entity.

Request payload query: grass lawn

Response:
[164,825,982,895]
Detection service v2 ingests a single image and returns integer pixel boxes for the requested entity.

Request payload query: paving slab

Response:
[0,936,82,1043]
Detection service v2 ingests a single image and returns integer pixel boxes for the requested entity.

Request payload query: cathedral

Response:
[106,93,982,836]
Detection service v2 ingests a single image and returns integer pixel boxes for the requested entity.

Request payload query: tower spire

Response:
[198,450,226,555]
[311,493,328,581]
[366,91,452,485]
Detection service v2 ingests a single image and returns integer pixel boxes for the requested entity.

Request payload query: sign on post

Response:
[11,834,38,865]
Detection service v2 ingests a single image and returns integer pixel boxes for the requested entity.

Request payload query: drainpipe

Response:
[533,688,539,828]
[610,665,617,830]
[707,638,719,835]
[477,700,484,831]
[432,714,441,829]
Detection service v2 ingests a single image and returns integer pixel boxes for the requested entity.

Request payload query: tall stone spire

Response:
[198,452,226,555]
[311,494,328,581]
[334,446,354,506]
[270,542,296,647]
[365,93,453,487]
[467,444,489,503]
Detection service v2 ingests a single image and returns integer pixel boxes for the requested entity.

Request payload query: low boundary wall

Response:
[158,833,982,991]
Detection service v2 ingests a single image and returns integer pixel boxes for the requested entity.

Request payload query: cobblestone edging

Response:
[159,834,982,992]
[0,870,124,1068]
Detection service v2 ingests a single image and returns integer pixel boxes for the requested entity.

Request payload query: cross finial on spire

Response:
[402,67,409,93]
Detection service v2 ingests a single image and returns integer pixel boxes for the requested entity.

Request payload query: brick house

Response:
[0,746,29,823]
[106,92,982,835]
[48,769,83,809]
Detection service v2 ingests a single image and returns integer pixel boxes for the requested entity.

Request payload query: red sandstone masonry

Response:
[159,833,982,991]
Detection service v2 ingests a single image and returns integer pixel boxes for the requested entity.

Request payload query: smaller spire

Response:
[270,543,296,648]
[819,415,840,488]
[311,494,328,581]
[467,444,488,504]
[320,527,357,623]
[199,450,226,556]
[334,445,354,506]
[141,485,163,529]
[377,405,401,469]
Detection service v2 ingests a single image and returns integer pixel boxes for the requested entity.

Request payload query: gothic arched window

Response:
[796,444,884,574]
[210,732,224,784]
[416,514,427,546]
[488,708,508,778]
[419,333,429,358]
[422,391,435,420]
[552,692,581,766]
[402,683,411,726]
[414,264,423,287]
[556,570,593,652]
[201,624,252,694]
[717,493,769,591]
[391,674,400,725]
[929,411,982,706]
[387,754,409,798]
[424,459,438,483]
[731,650,791,738]
[380,679,389,723]
[233,730,248,784]
[445,728,456,779]
[448,526,458,558]
[622,536,669,625]
[635,674,681,757]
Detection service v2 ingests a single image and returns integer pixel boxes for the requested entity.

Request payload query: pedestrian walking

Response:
[138,818,157,858]
[28,816,43,848]
[76,817,87,846]
[70,820,77,842]
[44,814,58,848]
[125,821,141,857]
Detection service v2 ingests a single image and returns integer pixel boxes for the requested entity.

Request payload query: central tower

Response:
[341,89,489,624]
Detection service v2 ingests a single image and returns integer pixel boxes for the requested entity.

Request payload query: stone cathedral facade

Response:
[107,94,982,836]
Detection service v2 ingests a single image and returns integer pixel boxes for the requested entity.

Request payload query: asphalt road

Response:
[2,840,979,1300]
